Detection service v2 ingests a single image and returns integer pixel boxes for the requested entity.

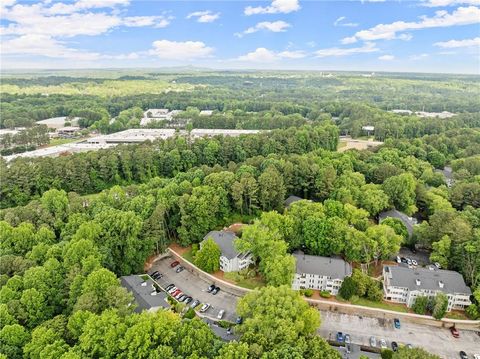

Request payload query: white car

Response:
[168,287,177,294]
[411,259,418,266]
[200,303,210,313]
[217,309,225,319]
[370,336,376,347]
[396,256,401,263]
[434,262,442,269]
[380,338,387,349]
[473,354,480,359]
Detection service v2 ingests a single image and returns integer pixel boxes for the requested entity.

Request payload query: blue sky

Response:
[1,0,479,73]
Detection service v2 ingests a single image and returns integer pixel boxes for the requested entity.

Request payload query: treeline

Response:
[0,124,339,208]
[0,126,50,155]
[337,103,480,140]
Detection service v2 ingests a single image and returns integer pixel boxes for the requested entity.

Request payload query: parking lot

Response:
[149,255,240,322]
[318,311,480,359]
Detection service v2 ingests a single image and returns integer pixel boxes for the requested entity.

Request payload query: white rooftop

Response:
[415,111,456,119]
[87,129,176,144]
[190,129,261,138]
[37,117,80,129]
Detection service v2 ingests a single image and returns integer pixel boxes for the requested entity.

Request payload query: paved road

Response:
[150,256,240,322]
[318,311,480,359]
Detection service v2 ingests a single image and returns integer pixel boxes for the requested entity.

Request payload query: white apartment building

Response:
[292,252,352,295]
[383,266,472,311]
[201,231,253,273]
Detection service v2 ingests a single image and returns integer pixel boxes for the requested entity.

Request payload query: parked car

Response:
[174,292,183,299]
[217,309,225,319]
[200,303,210,313]
[380,338,387,349]
[450,327,460,338]
[212,286,220,295]
[406,258,412,266]
[178,294,188,302]
[150,270,159,276]
[369,336,376,347]
[394,318,401,329]
[176,266,184,273]
[473,354,480,359]
[459,351,468,359]
[396,256,401,263]
[170,261,180,268]
[152,273,163,280]
[411,259,418,266]
[346,344,351,354]
[434,262,442,269]
[344,334,351,344]
[168,287,178,294]
[171,289,181,297]
[184,297,193,304]
[236,316,243,324]
[391,341,398,352]
[336,332,344,343]
[406,344,413,349]
[165,284,175,291]
[207,284,216,293]
[190,299,200,308]
[400,257,407,263]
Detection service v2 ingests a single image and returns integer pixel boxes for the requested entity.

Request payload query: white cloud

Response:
[315,42,379,57]
[244,0,300,15]
[422,0,480,7]
[236,21,291,37]
[410,53,429,60]
[434,36,480,48]
[237,47,306,62]
[342,6,480,43]
[334,16,358,27]
[306,41,317,47]
[123,16,171,28]
[186,10,220,23]
[148,40,214,60]
[378,54,395,60]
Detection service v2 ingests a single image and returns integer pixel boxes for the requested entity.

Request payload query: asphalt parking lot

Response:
[149,256,240,322]
[318,311,480,359]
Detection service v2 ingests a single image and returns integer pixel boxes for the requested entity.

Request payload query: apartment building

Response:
[201,231,253,273]
[383,265,472,311]
[292,252,352,295]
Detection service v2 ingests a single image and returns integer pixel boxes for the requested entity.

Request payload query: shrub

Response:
[339,277,356,300]
[412,296,428,315]
[183,308,196,319]
[191,243,199,257]
[319,291,331,298]
[304,289,314,297]
[366,282,383,302]
[381,349,394,359]
[432,293,448,320]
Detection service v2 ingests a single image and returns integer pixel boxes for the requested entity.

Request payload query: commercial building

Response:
[292,252,352,295]
[415,111,456,119]
[199,110,213,116]
[56,126,81,137]
[201,231,253,272]
[87,129,176,144]
[379,209,418,237]
[190,129,261,139]
[383,265,472,311]
[120,275,170,313]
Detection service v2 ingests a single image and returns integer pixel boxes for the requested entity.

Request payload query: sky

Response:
[1,0,479,73]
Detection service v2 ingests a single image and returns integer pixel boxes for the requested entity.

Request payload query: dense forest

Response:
[1,71,479,359]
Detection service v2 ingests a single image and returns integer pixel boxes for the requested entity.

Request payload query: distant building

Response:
[361,125,375,136]
[292,252,352,295]
[57,126,81,137]
[435,166,454,188]
[37,116,79,129]
[379,209,418,237]
[383,266,471,311]
[199,110,213,116]
[201,231,253,272]
[390,110,413,115]
[190,129,261,139]
[415,111,456,119]
[145,109,170,118]
[87,129,176,144]
[284,195,304,208]
[120,275,170,313]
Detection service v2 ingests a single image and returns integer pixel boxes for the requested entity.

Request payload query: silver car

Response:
[370,336,377,347]
[380,338,387,349]
[217,309,225,319]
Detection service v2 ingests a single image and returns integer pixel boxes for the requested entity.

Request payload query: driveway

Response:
[318,311,480,359]
[150,256,240,322]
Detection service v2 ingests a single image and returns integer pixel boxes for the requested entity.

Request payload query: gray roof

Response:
[120,275,170,312]
[285,195,303,207]
[379,209,417,236]
[293,251,352,279]
[203,231,242,260]
[384,266,471,295]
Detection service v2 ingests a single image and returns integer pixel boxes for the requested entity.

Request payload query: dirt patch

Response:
[224,223,245,234]
[169,243,191,255]
[338,139,383,152]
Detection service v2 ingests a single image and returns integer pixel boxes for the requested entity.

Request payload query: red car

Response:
[171,289,181,297]
[450,327,460,338]
[170,261,180,268]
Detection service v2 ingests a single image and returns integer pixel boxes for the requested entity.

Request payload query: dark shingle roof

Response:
[120,275,170,312]
[203,231,240,259]
[285,195,303,208]
[384,266,471,295]
[293,251,352,279]
[379,209,417,236]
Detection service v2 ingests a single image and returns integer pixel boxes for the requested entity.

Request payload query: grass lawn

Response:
[350,297,410,313]
[48,138,78,146]
[181,247,195,263]
[223,272,265,290]
[337,141,347,150]
[445,311,468,320]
